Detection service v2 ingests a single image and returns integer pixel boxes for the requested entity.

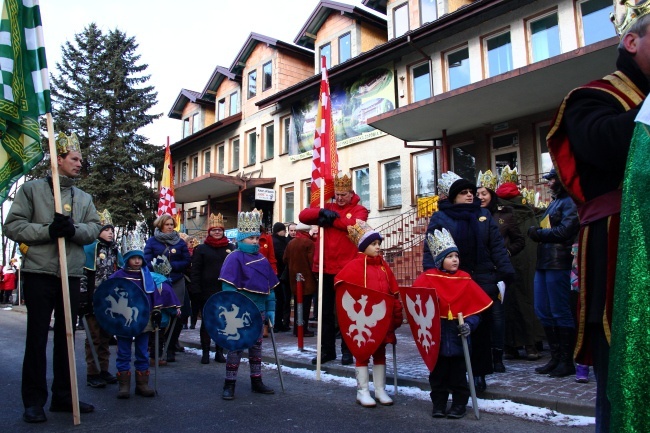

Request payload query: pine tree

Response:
[47,24,163,229]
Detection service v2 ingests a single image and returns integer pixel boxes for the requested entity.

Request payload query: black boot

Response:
[548,327,576,377]
[535,327,560,374]
[222,380,236,400]
[201,346,210,364]
[492,348,506,373]
[251,377,274,394]
[473,375,486,392]
[214,346,226,363]
[431,395,448,418]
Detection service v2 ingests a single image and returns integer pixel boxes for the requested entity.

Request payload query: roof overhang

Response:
[368,37,619,141]
[174,173,276,204]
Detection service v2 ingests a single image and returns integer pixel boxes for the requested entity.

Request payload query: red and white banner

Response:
[310,56,338,208]
[157,139,180,228]
[400,286,441,372]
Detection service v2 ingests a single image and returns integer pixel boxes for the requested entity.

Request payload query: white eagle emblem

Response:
[405,293,436,352]
[217,303,252,340]
[341,290,387,347]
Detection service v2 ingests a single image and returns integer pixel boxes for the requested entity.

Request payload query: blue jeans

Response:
[116,333,149,372]
[533,269,574,328]
[489,295,505,349]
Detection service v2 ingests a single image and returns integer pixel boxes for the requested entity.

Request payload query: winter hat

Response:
[347,220,382,253]
[272,222,286,235]
[236,209,262,242]
[295,222,311,232]
[447,178,475,203]
[426,228,459,270]
[543,168,557,180]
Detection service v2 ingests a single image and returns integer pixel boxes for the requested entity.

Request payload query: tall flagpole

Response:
[46,113,81,425]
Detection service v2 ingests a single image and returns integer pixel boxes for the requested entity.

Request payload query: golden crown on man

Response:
[334,172,352,193]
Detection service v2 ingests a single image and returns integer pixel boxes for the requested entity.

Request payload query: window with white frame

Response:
[382,159,401,208]
[262,61,272,91]
[192,113,200,134]
[412,62,431,102]
[446,46,470,90]
[203,149,211,174]
[339,33,351,63]
[230,138,240,171]
[485,31,513,78]
[413,151,436,197]
[229,92,239,116]
[180,161,188,183]
[320,43,331,69]
[282,185,294,223]
[579,0,616,45]
[529,12,560,63]
[217,99,225,120]
[247,130,256,166]
[281,116,291,154]
[248,70,257,99]
[217,144,225,174]
[353,166,370,207]
[420,0,437,25]
[183,118,190,138]
[393,3,409,37]
[191,154,198,178]
[303,180,312,209]
[263,123,274,160]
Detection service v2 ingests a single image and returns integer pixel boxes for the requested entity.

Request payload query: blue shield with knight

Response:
[203,291,263,351]
[93,278,150,337]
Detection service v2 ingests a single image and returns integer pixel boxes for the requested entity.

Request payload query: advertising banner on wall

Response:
[287,66,394,161]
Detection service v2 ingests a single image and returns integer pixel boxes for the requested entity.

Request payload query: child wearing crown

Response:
[334,220,402,408]
[413,228,492,419]
[218,209,279,400]
[109,233,181,399]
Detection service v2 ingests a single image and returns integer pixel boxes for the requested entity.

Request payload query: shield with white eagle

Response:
[336,282,394,361]
[93,278,150,337]
[203,291,263,351]
[400,286,441,371]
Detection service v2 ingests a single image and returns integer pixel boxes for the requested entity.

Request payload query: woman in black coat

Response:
[190,214,235,364]
[477,175,525,373]
[424,172,515,392]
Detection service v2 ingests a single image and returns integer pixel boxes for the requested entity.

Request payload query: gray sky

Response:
[39,0,366,148]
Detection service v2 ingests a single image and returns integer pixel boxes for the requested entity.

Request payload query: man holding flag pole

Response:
[1,0,101,424]
[299,56,368,377]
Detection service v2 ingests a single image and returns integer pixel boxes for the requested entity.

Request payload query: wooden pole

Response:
[45,113,80,425]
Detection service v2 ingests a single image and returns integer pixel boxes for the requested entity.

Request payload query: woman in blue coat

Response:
[144,214,191,363]
[423,172,515,392]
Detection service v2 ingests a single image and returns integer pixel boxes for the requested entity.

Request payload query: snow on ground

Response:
[183,346,594,427]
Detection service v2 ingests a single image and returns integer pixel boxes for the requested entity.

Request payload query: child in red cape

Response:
[413,228,492,419]
[334,220,402,408]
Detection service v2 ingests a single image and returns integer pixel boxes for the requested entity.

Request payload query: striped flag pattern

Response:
[157,142,181,228]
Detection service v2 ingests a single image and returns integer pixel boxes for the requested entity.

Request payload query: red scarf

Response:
[204,234,230,248]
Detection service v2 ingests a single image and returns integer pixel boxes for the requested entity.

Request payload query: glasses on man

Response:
[458,189,474,195]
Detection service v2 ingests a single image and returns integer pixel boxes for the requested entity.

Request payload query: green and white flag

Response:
[0,0,50,204]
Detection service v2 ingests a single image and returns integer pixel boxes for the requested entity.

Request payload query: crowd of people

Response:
[6,10,650,431]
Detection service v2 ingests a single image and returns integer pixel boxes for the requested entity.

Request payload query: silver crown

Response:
[437,171,462,198]
[151,255,172,276]
[121,226,146,256]
[426,228,457,261]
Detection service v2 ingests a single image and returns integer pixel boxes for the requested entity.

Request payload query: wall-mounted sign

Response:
[255,187,276,201]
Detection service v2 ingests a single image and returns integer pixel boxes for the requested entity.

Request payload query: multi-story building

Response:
[169,0,617,239]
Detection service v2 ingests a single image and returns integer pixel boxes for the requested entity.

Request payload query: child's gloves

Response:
[457,323,471,337]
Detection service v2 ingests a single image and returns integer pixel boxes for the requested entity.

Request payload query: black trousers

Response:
[428,355,470,406]
[22,273,80,408]
[320,273,350,356]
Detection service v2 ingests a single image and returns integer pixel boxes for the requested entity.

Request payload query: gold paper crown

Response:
[437,171,462,198]
[476,170,497,190]
[519,187,536,206]
[55,132,81,155]
[611,0,650,37]
[346,219,375,247]
[426,228,458,262]
[334,172,352,193]
[498,165,519,186]
[208,213,225,228]
[237,209,262,240]
[98,209,113,227]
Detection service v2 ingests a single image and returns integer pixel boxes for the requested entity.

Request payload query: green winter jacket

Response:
[4,175,101,278]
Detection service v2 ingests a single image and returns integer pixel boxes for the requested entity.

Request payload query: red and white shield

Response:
[336,282,395,362]
[400,286,441,372]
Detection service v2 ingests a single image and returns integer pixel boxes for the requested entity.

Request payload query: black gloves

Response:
[318,209,339,227]
[49,212,75,240]
[458,323,471,337]
[527,226,540,242]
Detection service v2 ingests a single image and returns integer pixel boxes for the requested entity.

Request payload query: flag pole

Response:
[45,113,81,425]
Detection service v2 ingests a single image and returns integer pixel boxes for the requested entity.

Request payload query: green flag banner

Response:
[0,0,50,204]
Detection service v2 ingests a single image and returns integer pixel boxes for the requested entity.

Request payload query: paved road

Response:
[0,306,594,432]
